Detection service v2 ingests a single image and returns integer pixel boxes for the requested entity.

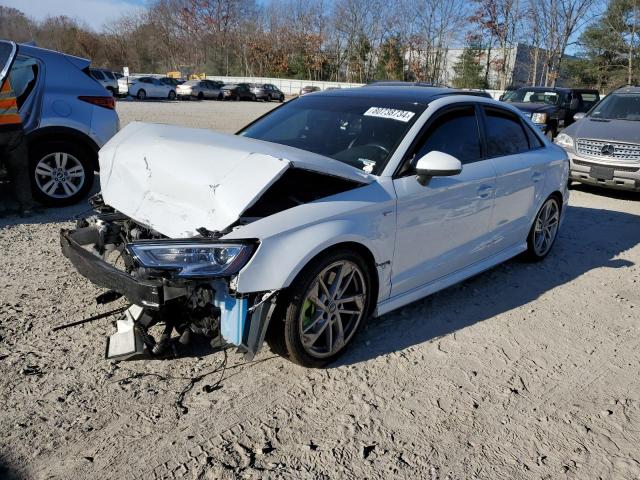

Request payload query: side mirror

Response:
[573,112,586,121]
[415,151,462,186]
[569,98,580,110]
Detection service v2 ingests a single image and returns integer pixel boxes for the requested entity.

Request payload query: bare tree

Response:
[537,0,600,86]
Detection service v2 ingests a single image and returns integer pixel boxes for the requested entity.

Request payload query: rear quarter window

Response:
[483,107,531,156]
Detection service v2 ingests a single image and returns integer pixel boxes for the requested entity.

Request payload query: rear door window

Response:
[10,55,38,108]
[483,107,530,156]
[92,69,105,80]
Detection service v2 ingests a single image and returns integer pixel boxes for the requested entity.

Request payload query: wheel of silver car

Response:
[168,90,176,100]
[271,249,372,367]
[137,89,146,100]
[29,140,95,206]
[298,260,367,359]
[525,196,560,261]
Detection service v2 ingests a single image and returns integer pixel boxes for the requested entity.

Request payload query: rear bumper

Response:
[568,154,640,191]
[60,228,163,308]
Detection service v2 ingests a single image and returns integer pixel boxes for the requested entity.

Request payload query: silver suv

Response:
[556,86,640,192]
[0,40,119,206]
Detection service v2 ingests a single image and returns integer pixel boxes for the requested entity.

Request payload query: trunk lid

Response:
[99,122,373,238]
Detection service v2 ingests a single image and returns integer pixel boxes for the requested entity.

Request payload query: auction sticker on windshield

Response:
[364,107,415,123]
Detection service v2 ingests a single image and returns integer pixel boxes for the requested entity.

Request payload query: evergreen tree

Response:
[452,39,488,88]
[375,36,404,80]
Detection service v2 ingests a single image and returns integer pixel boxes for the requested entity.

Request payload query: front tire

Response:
[270,249,372,368]
[524,196,561,261]
[29,140,95,207]
[168,90,176,100]
[136,89,146,100]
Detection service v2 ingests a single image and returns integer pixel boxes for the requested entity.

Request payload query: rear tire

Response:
[269,248,372,368]
[136,89,146,100]
[197,92,204,100]
[168,90,176,100]
[29,140,95,207]
[279,94,284,103]
[523,196,561,262]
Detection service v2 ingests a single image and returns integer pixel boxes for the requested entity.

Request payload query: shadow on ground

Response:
[336,204,640,366]
[0,454,25,480]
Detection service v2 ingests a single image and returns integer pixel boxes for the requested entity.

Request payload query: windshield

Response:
[505,89,561,105]
[590,93,640,121]
[239,95,425,175]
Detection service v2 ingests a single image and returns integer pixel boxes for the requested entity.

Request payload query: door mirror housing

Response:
[415,151,463,186]
[573,111,586,121]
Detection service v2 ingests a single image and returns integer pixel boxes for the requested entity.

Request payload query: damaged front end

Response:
[60,197,277,361]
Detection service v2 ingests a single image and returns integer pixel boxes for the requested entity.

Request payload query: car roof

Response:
[514,86,598,93]
[613,85,640,94]
[312,85,485,105]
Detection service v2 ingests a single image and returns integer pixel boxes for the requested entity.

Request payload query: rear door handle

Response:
[477,184,494,199]
[532,171,543,182]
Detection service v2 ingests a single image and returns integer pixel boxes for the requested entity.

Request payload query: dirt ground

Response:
[1,99,639,480]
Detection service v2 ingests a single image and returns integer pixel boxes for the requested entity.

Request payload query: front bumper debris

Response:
[60,225,278,360]
[60,228,163,308]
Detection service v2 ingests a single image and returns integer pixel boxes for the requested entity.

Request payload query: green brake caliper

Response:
[301,299,316,330]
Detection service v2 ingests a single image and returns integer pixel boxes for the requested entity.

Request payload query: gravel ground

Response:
[1,100,640,480]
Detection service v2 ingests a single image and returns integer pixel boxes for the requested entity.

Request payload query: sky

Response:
[0,0,148,31]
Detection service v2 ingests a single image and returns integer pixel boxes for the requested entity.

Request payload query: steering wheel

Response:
[360,143,390,157]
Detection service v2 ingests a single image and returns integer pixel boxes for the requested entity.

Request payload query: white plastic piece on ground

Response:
[98,122,372,238]
[106,305,145,360]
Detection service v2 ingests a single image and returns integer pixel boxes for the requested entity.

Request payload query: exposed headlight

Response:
[554,133,574,149]
[531,113,547,124]
[129,241,254,277]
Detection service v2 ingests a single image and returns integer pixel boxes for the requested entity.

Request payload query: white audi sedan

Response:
[61,86,569,367]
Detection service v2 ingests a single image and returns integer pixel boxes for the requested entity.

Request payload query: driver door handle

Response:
[477,184,494,199]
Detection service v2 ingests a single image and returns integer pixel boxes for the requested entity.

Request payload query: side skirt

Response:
[374,243,527,317]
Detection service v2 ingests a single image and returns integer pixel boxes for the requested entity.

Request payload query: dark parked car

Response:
[502,87,600,138]
[222,83,255,101]
[299,85,320,95]
[250,83,285,102]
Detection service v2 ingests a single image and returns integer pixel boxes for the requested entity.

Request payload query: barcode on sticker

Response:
[363,107,415,123]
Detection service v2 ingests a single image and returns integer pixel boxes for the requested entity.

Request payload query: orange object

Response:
[0,77,21,126]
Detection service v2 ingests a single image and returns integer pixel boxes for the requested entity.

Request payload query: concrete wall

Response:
[206,76,365,95]
[206,75,505,99]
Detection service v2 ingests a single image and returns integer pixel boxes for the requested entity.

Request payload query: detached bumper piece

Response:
[60,228,163,308]
[105,305,146,360]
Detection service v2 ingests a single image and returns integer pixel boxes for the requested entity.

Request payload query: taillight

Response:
[78,95,115,110]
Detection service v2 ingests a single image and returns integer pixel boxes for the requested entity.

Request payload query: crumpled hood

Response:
[99,122,373,238]
[563,118,640,143]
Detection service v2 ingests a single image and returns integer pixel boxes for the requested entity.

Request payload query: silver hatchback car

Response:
[556,86,640,192]
[1,40,119,206]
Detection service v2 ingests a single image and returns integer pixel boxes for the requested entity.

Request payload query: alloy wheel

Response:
[298,260,367,359]
[34,152,85,199]
[533,198,559,256]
